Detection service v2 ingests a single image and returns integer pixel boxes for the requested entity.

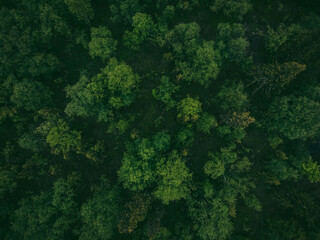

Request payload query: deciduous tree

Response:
[80,177,121,240]
[211,0,252,21]
[89,27,117,61]
[264,96,320,140]
[152,76,179,110]
[197,112,218,134]
[177,96,202,122]
[11,179,77,240]
[154,151,192,204]
[11,80,53,111]
[64,0,94,23]
[46,119,81,158]
[118,194,151,234]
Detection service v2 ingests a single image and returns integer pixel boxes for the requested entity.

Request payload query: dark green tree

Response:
[89,27,117,61]
[188,197,233,240]
[46,119,81,158]
[264,96,320,140]
[216,81,248,112]
[11,80,53,111]
[250,62,306,95]
[80,177,121,240]
[118,193,151,234]
[64,0,94,22]
[197,112,218,134]
[118,139,156,191]
[211,0,252,21]
[152,76,179,110]
[123,13,155,51]
[11,179,77,240]
[216,23,251,68]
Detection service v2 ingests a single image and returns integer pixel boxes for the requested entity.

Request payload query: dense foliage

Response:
[1,0,320,239]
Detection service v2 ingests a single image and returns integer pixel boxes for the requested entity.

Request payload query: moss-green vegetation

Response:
[1,0,320,239]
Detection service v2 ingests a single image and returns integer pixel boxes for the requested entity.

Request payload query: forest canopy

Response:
[0,0,320,239]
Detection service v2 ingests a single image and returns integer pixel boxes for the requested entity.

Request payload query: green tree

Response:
[153,132,171,152]
[188,197,233,240]
[216,81,248,112]
[109,0,141,24]
[211,0,252,21]
[0,168,16,198]
[265,150,300,182]
[0,7,61,81]
[89,27,117,61]
[269,16,320,64]
[250,62,306,95]
[221,111,255,128]
[216,125,246,143]
[302,159,320,183]
[46,119,81,158]
[263,218,306,240]
[65,75,99,118]
[265,144,318,183]
[197,112,218,134]
[204,152,225,179]
[80,177,121,240]
[264,96,320,140]
[11,179,77,240]
[18,132,44,153]
[107,117,132,135]
[152,76,179,110]
[118,139,156,191]
[264,24,299,54]
[11,80,52,111]
[176,127,195,148]
[123,13,155,50]
[66,59,139,122]
[204,147,237,180]
[166,24,220,86]
[165,22,201,57]
[216,23,251,67]
[64,0,94,22]
[154,151,192,204]
[104,58,139,96]
[178,41,220,87]
[38,2,71,38]
[18,154,51,180]
[203,145,259,215]
[177,96,202,122]
[118,193,151,234]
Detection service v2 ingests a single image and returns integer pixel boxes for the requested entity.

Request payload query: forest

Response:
[0,0,320,239]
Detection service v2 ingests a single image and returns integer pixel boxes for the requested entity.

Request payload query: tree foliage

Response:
[152,76,179,110]
[80,177,121,240]
[1,1,320,239]
[154,151,192,204]
[250,62,306,95]
[216,23,251,67]
[46,119,82,158]
[89,26,117,61]
[118,194,151,234]
[64,0,94,22]
[211,0,252,21]
[65,58,139,121]
[123,13,155,51]
[264,96,320,140]
[11,80,53,111]
[177,96,202,122]
[11,179,77,240]
[188,197,233,240]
